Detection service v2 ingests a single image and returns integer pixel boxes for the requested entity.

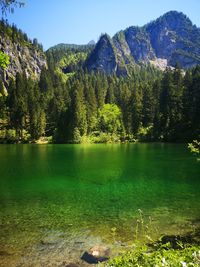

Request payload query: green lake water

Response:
[0,143,200,266]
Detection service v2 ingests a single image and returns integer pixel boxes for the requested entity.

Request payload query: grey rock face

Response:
[86,34,117,75]
[169,51,200,68]
[0,35,47,84]
[124,26,155,63]
[113,31,133,65]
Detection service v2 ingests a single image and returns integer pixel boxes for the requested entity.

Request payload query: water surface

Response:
[0,143,200,266]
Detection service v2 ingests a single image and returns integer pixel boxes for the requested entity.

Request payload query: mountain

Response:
[46,42,95,77]
[47,42,95,53]
[0,20,47,93]
[85,34,119,75]
[87,40,96,45]
[85,11,200,74]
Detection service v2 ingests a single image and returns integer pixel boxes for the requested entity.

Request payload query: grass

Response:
[103,244,200,267]
[100,210,200,267]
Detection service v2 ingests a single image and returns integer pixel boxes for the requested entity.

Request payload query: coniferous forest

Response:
[1,48,200,144]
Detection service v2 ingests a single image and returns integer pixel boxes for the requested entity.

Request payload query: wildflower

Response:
[192,251,196,257]
[180,261,187,267]
[162,257,166,266]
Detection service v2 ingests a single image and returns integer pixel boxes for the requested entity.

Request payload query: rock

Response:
[160,234,195,249]
[65,264,79,267]
[0,32,47,87]
[161,235,181,248]
[88,40,96,46]
[0,250,11,256]
[81,245,110,264]
[85,34,117,75]
[124,26,155,63]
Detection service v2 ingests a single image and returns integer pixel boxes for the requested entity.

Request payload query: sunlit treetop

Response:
[0,51,10,70]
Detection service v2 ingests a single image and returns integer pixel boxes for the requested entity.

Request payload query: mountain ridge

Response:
[85,11,200,74]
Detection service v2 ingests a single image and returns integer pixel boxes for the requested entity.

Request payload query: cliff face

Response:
[86,34,118,75]
[124,26,155,63]
[85,11,200,74]
[146,11,200,68]
[0,22,47,91]
[0,36,47,83]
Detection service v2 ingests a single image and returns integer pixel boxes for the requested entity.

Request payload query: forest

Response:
[1,61,200,144]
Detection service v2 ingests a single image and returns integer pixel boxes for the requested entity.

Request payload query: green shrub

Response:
[90,132,121,143]
[137,124,154,141]
[188,140,200,155]
[0,51,10,70]
[103,244,200,267]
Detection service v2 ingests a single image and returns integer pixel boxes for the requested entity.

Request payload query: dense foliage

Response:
[188,140,200,155]
[1,60,200,143]
[0,50,9,69]
[46,42,94,75]
[0,19,43,49]
[103,244,200,267]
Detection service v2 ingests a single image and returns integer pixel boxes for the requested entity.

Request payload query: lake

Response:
[0,143,200,266]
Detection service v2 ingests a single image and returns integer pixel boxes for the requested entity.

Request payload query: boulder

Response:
[81,245,110,264]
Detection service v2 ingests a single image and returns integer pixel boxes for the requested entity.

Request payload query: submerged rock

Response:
[81,245,110,264]
[160,234,197,249]
[0,250,11,256]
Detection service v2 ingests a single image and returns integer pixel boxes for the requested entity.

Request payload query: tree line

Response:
[0,63,200,143]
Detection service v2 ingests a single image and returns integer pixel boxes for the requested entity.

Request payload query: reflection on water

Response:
[0,143,200,266]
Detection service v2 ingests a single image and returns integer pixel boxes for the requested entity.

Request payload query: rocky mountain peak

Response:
[158,11,193,29]
[85,34,117,74]
[85,11,200,74]
[88,40,96,45]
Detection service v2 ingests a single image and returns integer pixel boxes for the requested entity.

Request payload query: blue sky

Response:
[5,0,200,50]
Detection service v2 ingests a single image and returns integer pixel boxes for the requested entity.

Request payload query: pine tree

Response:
[8,73,28,140]
[69,81,87,142]
[84,82,98,133]
[142,83,155,127]
[131,86,142,135]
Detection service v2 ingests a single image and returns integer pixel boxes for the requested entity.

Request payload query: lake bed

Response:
[0,143,200,266]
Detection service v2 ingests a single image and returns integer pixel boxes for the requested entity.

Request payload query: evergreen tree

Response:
[27,80,46,140]
[190,66,200,138]
[131,86,142,135]
[117,82,132,135]
[159,68,174,139]
[84,82,98,133]
[142,83,155,127]
[68,81,87,142]
[8,73,27,139]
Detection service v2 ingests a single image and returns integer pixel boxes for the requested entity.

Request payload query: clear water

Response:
[0,143,200,266]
